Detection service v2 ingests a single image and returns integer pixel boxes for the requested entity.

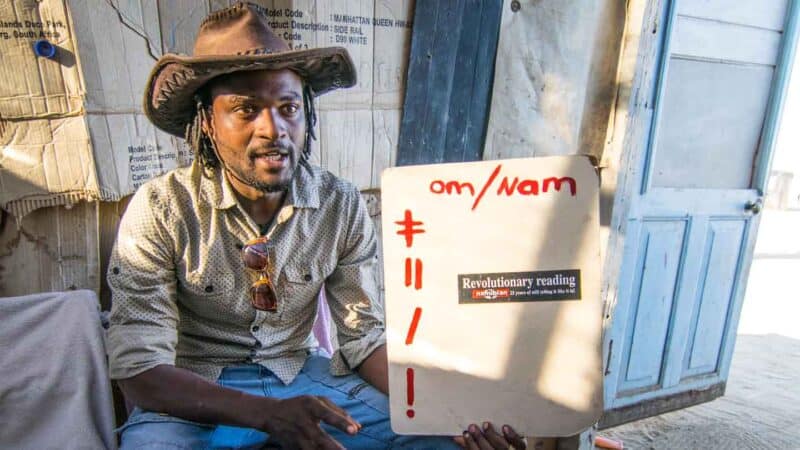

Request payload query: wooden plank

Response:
[600,0,662,408]
[677,0,788,32]
[396,0,503,165]
[0,202,99,297]
[443,0,502,162]
[599,381,725,429]
[397,0,462,164]
[671,15,781,66]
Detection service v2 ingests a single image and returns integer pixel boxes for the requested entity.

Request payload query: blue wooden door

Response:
[601,0,799,426]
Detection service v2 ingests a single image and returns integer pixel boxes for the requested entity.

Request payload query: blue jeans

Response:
[119,353,460,449]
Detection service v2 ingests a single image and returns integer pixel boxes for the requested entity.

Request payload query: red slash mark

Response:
[395,210,425,247]
[405,307,422,345]
[406,367,415,418]
[471,164,503,211]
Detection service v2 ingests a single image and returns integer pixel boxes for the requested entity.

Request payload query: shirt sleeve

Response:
[106,184,180,380]
[326,189,386,376]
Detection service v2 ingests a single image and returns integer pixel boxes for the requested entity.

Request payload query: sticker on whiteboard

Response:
[458,269,581,304]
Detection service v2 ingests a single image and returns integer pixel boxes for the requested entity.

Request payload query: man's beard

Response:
[238,168,294,193]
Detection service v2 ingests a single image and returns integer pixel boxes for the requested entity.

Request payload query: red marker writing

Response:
[406,367,415,418]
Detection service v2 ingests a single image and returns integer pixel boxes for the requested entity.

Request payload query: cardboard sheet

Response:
[381,156,603,436]
[0,0,413,217]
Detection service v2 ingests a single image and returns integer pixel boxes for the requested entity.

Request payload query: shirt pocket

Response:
[273,262,328,323]
[179,270,240,320]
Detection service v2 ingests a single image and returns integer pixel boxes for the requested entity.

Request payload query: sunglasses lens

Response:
[242,246,269,271]
[251,279,278,312]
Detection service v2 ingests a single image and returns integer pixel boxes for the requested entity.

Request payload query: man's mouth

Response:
[251,149,290,169]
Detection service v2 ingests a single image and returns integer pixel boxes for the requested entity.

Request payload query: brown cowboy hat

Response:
[143,2,357,137]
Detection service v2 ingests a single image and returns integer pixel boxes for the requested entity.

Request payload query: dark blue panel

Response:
[397,0,504,166]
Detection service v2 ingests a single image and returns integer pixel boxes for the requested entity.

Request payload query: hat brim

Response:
[144,47,356,137]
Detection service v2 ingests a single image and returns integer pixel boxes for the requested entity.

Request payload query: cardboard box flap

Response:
[0,116,100,217]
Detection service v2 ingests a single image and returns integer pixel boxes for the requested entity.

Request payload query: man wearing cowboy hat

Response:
[107,3,526,449]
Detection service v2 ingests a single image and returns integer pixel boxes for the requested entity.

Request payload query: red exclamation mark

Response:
[406,367,415,418]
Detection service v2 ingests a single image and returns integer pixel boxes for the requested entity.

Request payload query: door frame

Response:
[599,0,800,428]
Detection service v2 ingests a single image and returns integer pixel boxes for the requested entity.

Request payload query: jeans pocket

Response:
[301,354,353,388]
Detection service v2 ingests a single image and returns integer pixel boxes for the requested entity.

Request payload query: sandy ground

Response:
[600,210,800,450]
[601,334,800,450]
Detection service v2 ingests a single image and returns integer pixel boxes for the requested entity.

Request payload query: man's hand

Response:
[258,395,361,450]
[454,422,527,450]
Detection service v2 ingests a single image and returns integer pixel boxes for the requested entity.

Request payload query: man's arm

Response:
[355,343,388,394]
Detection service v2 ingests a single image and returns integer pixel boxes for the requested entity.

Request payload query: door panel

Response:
[671,16,782,65]
[619,220,687,394]
[651,59,774,189]
[601,0,798,427]
[682,219,746,378]
[677,0,788,32]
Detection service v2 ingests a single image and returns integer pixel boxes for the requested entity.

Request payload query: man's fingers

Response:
[317,396,350,418]
[481,422,512,449]
[467,424,496,450]
[462,431,481,450]
[502,424,527,449]
[453,435,467,448]
[317,396,361,431]
[313,399,360,435]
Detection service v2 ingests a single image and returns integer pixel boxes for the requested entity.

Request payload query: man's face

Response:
[208,69,306,193]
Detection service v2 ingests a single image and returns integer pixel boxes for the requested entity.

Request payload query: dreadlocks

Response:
[184,82,317,171]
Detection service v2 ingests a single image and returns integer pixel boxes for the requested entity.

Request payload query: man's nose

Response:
[254,108,285,141]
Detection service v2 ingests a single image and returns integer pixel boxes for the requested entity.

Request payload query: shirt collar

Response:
[197,161,320,210]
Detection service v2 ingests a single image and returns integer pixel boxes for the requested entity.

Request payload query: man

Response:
[109,3,526,449]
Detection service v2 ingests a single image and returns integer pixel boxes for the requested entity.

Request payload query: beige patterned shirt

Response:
[107,162,385,384]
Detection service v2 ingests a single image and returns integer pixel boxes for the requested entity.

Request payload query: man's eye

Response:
[282,104,300,115]
[236,105,257,115]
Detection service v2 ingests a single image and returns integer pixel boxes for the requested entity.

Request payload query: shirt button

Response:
[304,274,312,281]
[112,267,120,275]
[251,325,260,332]
[204,285,214,293]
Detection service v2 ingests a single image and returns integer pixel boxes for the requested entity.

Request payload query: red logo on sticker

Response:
[471,288,510,300]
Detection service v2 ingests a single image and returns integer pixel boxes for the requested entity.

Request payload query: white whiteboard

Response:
[381,156,603,436]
